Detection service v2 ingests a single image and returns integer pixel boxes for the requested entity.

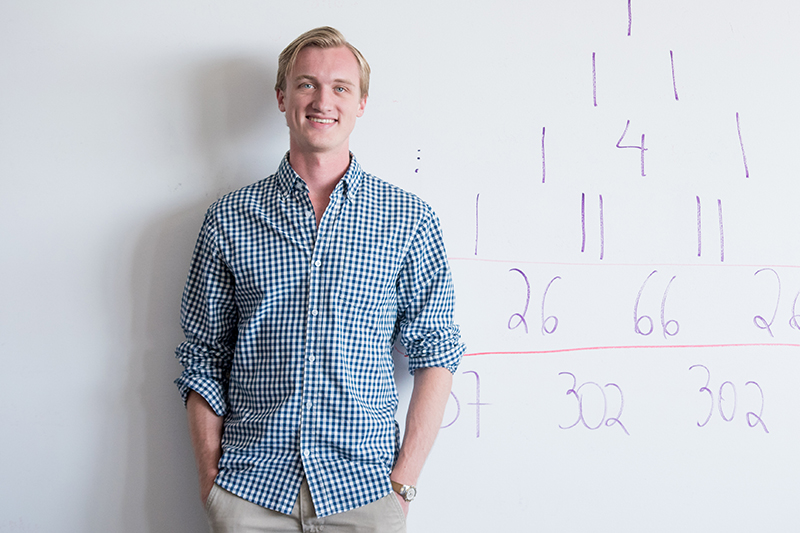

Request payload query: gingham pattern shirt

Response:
[175,154,464,517]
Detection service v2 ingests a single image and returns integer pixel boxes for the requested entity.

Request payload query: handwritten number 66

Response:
[634,270,679,337]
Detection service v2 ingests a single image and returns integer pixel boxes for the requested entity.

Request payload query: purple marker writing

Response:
[627,0,632,36]
[541,127,546,183]
[463,370,489,438]
[753,268,780,338]
[508,268,531,334]
[670,50,679,101]
[616,119,647,177]
[736,112,750,178]
[592,52,598,107]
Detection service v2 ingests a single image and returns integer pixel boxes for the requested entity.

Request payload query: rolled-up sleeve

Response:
[397,212,465,375]
[174,209,238,416]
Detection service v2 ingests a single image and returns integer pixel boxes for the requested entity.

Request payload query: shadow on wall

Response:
[127,206,212,533]
[193,55,288,197]
[118,57,284,533]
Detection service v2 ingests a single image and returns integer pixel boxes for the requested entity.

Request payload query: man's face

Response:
[277,45,367,158]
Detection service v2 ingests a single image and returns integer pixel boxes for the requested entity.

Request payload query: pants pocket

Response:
[385,492,407,526]
[204,483,221,513]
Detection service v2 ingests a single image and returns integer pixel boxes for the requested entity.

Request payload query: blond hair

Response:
[275,26,371,97]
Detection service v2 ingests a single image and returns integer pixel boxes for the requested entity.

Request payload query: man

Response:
[175,26,464,532]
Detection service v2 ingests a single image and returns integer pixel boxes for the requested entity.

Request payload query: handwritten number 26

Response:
[508,270,560,336]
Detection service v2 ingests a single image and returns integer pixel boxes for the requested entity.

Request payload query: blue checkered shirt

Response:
[175,154,464,517]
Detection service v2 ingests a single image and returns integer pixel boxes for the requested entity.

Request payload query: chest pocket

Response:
[336,241,402,313]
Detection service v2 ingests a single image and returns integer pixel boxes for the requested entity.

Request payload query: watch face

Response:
[405,486,417,501]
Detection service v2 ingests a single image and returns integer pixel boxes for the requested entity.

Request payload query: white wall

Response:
[2,1,800,531]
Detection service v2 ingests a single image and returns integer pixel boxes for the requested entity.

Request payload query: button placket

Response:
[301,194,323,472]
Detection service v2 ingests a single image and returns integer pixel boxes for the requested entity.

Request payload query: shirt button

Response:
[311,309,318,316]
[308,354,316,362]
[306,401,313,409]
[303,449,311,457]
[314,260,322,267]
[305,210,313,218]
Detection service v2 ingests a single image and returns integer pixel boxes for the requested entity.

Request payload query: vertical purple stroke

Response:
[696,196,702,257]
[474,193,480,256]
[463,370,488,438]
[592,52,598,107]
[717,199,725,262]
[541,127,546,183]
[627,0,632,36]
[599,194,605,260]
[580,193,586,253]
[736,112,750,178]
[670,50,679,101]
[639,133,646,177]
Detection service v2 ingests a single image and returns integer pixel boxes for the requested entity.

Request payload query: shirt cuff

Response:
[406,326,465,375]
[174,374,229,417]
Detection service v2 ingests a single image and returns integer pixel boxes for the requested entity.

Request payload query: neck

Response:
[287,146,352,228]
[288,147,351,197]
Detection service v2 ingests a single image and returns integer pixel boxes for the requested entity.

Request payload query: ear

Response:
[276,88,286,112]
[356,94,367,118]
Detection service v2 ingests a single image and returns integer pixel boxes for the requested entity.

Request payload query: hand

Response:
[186,392,223,507]
[394,492,410,517]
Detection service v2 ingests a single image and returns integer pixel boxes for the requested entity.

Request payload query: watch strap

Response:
[391,480,416,501]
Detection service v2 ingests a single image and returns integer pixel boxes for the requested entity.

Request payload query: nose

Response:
[312,86,332,112]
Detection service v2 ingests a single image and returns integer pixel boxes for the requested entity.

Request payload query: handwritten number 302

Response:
[689,365,769,433]
[558,372,629,435]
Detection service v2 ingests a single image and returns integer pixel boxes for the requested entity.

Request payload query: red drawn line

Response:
[464,343,800,357]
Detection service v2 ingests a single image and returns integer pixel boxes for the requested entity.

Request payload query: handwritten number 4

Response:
[617,120,647,177]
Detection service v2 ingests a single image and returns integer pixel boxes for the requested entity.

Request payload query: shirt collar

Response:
[274,152,364,201]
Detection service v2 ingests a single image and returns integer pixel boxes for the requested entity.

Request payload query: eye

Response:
[301,82,314,89]
[334,86,347,93]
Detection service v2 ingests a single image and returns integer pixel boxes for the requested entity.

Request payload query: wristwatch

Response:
[391,480,417,502]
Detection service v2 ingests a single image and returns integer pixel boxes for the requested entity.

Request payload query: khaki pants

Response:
[206,479,407,533]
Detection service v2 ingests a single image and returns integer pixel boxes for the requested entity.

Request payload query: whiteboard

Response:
[2,1,799,531]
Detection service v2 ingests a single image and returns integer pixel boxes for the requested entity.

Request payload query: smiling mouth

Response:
[309,117,336,124]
